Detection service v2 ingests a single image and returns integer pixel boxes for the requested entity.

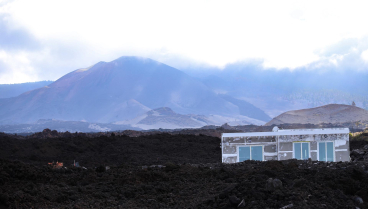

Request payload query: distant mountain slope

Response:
[0,81,53,99]
[0,56,268,125]
[219,94,271,122]
[0,119,139,133]
[116,107,267,130]
[116,107,208,129]
[266,104,368,125]
[190,64,368,117]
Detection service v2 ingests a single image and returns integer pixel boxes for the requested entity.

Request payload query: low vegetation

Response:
[350,128,368,141]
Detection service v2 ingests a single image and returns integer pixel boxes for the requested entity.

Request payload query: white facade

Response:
[221,127,350,163]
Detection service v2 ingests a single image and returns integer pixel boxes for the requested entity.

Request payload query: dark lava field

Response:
[1,129,368,208]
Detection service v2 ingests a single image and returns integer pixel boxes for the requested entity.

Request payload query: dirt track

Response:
[1,131,368,208]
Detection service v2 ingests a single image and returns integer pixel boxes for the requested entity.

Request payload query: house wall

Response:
[278,133,350,162]
[222,132,350,163]
[334,137,350,162]
[222,136,278,163]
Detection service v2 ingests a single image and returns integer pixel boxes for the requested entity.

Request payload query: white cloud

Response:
[0,50,39,83]
[1,0,368,83]
[361,50,368,62]
[328,54,344,66]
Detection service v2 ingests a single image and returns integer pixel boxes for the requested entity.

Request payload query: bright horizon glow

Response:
[1,0,368,83]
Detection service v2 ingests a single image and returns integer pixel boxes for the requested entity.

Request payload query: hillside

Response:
[266,104,368,125]
[116,107,266,130]
[116,107,208,129]
[0,56,270,125]
[0,119,139,133]
[0,81,53,99]
[193,66,368,117]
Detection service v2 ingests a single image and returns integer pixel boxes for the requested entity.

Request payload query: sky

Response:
[1,0,368,84]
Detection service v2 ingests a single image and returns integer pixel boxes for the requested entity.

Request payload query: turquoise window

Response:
[239,147,250,162]
[302,143,309,160]
[239,146,263,162]
[319,142,334,162]
[294,142,309,160]
[251,146,263,161]
[319,142,326,161]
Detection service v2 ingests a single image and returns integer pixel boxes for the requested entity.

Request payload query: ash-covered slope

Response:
[0,56,267,124]
[0,119,140,133]
[219,94,271,121]
[266,104,368,125]
[116,106,268,130]
[116,107,211,129]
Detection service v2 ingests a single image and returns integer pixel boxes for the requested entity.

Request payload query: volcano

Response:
[0,56,269,125]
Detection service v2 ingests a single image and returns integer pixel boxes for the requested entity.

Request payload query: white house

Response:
[221,127,350,163]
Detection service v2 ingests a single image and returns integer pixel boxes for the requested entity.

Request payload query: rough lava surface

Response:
[0,128,368,208]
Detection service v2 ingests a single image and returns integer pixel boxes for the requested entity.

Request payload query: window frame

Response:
[317,141,335,162]
[237,145,264,162]
[292,142,310,160]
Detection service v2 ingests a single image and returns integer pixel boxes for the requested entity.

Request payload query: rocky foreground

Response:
[0,130,368,208]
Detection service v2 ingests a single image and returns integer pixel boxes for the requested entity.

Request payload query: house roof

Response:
[222,128,349,138]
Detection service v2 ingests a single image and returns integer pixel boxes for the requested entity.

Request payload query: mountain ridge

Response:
[115,107,266,130]
[0,56,270,125]
[0,81,53,99]
[266,104,368,125]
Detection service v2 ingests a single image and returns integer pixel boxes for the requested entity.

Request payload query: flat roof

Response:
[222,128,349,137]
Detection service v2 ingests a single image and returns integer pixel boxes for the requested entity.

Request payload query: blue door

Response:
[294,142,309,160]
[239,147,250,162]
[251,146,263,161]
[239,146,263,161]
[319,142,334,162]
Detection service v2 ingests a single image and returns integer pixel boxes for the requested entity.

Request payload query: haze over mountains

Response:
[2,60,368,123]
[0,56,269,128]
[0,81,53,99]
[1,56,368,132]
[185,62,368,117]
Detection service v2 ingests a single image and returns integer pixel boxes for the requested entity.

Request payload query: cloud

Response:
[8,1,368,68]
[1,0,368,84]
[0,50,39,84]
[0,13,45,83]
[0,0,14,7]
[361,50,368,63]
[0,14,40,51]
[0,12,108,83]
[307,36,368,72]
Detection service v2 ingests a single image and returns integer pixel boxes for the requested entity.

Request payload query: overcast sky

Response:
[1,0,368,84]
